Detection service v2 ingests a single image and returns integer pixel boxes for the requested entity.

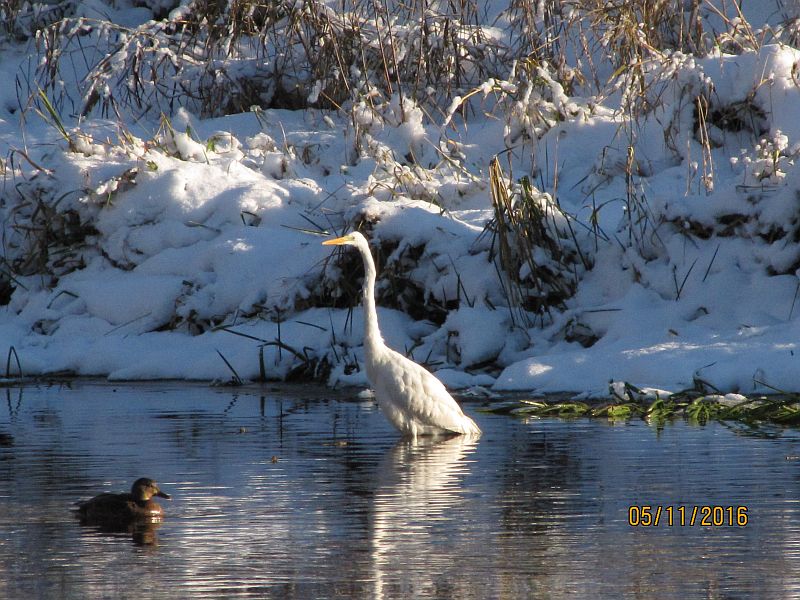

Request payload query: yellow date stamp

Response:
[628,505,748,527]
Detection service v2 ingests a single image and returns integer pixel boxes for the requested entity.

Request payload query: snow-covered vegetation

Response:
[2,0,800,396]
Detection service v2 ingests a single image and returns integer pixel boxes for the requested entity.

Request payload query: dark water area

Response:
[2,382,800,599]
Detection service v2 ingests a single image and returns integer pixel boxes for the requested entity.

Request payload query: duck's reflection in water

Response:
[370,434,480,598]
[77,515,163,546]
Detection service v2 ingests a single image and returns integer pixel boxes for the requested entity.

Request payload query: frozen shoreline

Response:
[2,2,800,397]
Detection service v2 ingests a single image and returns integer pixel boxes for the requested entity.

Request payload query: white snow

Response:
[3,2,800,398]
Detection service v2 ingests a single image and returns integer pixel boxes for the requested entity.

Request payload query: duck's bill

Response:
[156,491,172,499]
[322,236,350,245]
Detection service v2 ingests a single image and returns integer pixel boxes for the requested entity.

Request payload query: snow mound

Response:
[3,4,800,396]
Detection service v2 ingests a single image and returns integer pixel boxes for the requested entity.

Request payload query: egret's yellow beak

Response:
[322,236,351,245]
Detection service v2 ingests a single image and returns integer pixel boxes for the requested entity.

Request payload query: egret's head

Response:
[322,231,365,247]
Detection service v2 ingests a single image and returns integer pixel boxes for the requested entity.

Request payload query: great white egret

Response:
[323,231,481,437]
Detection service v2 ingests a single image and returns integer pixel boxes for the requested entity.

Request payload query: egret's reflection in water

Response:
[2,383,800,598]
[371,435,479,599]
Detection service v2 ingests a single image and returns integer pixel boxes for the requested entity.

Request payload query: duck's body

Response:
[323,231,481,437]
[76,478,171,526]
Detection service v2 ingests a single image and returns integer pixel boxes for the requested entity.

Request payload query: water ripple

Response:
[1,383,800,598]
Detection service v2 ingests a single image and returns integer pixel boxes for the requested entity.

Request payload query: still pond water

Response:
[2,382,800,598]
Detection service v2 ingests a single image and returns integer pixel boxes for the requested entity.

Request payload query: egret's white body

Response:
[323,231,481,437]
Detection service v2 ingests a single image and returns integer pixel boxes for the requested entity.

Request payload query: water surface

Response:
[2,383,800,598]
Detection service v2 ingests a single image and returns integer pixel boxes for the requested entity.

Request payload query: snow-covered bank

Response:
[3,1,800,396]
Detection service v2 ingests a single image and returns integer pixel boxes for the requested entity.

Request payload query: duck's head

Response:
[131,478,171,503]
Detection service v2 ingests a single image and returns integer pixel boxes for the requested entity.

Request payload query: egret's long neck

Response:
[359,243,383,353]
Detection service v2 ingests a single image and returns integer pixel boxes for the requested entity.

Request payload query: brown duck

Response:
[76,478,171,526]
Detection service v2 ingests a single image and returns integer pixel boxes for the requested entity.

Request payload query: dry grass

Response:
[487,157,585,327]
[24,0,513,120]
